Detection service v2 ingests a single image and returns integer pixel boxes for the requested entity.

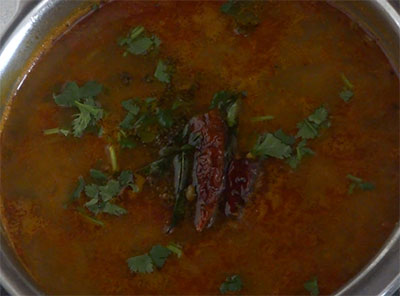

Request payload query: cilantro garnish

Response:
[339,73,354,102]
[304,277,319,296]
[154,59,171,83]
[127,254,154,273]
[251,115,274,122]
[69,169,140,220]
[127,243,182,274]
[220,274,243,294]
[347,174,375,194]
[50,81,104,137]
[220,0,260,34]
[43,128,70,136]
[166,243,183,258]
[119,26,161,56]
[149,245,172,268]
[251,133,292,159]
[287,139,315,169]
[296,106,329,140]
[273,129,295,145]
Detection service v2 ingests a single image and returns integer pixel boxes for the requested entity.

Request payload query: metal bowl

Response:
[0,1,399,295]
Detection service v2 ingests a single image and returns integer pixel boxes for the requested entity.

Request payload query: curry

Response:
[0,1,399,295]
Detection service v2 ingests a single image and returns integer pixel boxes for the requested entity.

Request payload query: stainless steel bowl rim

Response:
[0,1,399,295]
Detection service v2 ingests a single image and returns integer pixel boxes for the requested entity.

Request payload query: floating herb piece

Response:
[339,73,354,102]
[127,254,154,273]
[251,115,274,122]
[166,243,183,258]
[347,174,375,194]
[220,274,243,294]
[43,128,70,136]
[72,99,104,137]
[76,207,104,227]
[287,139,315,169]
[157,108,174,128]
[273,129,295,145]
[108,145,118,172]
[154,59,171,83]
[220,0,260,34]
[127,243,181,274]
[90,169,108,184]
[119,26,161,56]
[251,133,292,159]
[54,81,102,108]
[296,106,329,140]
[304,277,319,296]
[70,176,85,203]
[149,245,172,268]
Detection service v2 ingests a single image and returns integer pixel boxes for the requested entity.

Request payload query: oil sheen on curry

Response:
[1,1,399,295]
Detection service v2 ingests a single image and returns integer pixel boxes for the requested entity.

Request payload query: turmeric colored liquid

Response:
[1,1,399,294]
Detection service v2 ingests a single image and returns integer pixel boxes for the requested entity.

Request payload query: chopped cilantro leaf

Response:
[339,89,354,102]
[296,106,329,140]
[85,184,99,199]
[90,169,108,184]
[220,274,243,294]
[127,254,154,273]
[308,106,328,125]
[220,0,260,33]
[72,99,103,137]
[122,99,140,115]
[120,136,137,149]
[54,81,102,107]
[157,108,174,128]
[273,129,295,145]
[120,112,136,130]
[154,59,171,83]
[149,245,172,268]
[43,128,70,136]
[251,133,292,159]
[53,82,80,107]
[71,176,85,202]
[347,174,375,194]
[119,26,161,56]
[118,170,134,187]
[99,179,121,202]
[287,139,315,169]
[304,277,319,296]
[102,203,127,216]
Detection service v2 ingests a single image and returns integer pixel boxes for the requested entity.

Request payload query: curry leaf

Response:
[102,203,127,216]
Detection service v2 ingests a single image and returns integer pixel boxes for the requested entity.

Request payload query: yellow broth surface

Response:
[1,1,399,295]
